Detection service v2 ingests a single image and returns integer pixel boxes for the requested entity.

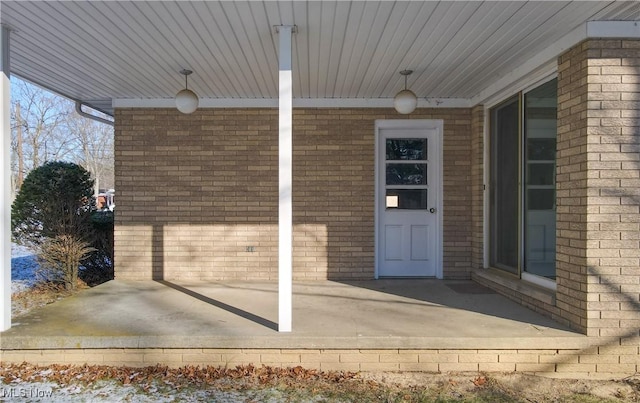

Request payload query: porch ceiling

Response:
[2,1,640,114]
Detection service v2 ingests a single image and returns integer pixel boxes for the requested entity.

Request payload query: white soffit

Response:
[475,19,640,106]
[471,23,586,106]
[3,1,640,113]
[116,17,639,110]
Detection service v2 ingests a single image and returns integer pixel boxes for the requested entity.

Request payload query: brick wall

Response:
[582,39,640,339]
[114,109,279,281]
[114,108,473,281]
[557,39,640,340]
[557,41,590,333]
[470,105,484,270]
[435,109,474,279]
[2,347,637,378]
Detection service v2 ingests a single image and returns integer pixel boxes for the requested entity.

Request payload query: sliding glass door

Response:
[490,95,519,274]
[524,80,557,280]
[489,79,557,283]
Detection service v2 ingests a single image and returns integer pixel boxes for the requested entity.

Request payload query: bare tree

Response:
[10,78,114,197]
[66,111,114,195]
[11,79,74,175]
[15,100,24,189]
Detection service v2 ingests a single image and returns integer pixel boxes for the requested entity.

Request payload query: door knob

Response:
[429,208,436,214]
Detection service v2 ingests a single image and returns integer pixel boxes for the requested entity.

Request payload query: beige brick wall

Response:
[114,109,279,281]
[292,109,375,279]
[557,39,640,340]
[557,41,590,333]
[470,105,484,270]
[582,39,640,339]
[114,108,473,281]
[2,347,637,378]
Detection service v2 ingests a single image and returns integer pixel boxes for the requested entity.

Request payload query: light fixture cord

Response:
[404,74,408,90]
[185,74,189,90]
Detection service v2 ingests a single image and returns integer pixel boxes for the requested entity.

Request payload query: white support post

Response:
[1,25,11,331]
[277,25,294,332]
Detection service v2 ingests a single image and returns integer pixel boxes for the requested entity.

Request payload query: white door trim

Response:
[374,119,443,279]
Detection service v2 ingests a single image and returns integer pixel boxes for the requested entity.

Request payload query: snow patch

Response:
[11,242,40,294]
[0,381,293,402]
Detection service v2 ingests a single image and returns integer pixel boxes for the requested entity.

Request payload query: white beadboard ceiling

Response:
[2,1,640,114]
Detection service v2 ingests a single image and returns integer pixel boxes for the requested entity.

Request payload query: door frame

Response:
[374,119,443,279]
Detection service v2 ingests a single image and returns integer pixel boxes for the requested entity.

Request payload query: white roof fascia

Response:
[587,21,640,38]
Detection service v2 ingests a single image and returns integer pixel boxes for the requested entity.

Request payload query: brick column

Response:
[558,39,640,338]
[557,42,590,333]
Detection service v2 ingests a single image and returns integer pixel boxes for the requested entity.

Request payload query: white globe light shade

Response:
[394,89,417,114]
[175,89,199,114]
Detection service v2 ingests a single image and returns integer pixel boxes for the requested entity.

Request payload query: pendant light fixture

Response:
[394,70,417,114]
[175,69,199,114]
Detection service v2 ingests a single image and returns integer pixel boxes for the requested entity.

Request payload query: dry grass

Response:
[0,362,638,402]
[11,281,88,318]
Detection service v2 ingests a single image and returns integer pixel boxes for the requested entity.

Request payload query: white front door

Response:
[375,120,442,278]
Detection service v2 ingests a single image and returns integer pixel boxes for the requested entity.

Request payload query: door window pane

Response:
[386,164,427,185]
[386,139,427,160]
[385,189,427,210]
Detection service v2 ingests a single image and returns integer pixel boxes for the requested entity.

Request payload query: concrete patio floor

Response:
[1,279,588,351]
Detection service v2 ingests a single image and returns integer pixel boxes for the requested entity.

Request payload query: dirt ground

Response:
[363,371,640,402]
[11,283,80,318]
